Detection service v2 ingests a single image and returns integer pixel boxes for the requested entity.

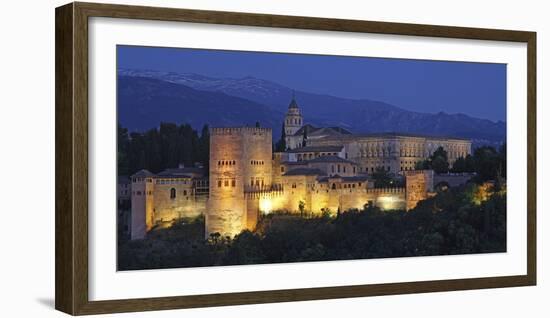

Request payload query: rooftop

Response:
[318,175,370,182]
[293,125,352,137]
[318,131,471,141]
[286,145,344,153]
[131,169,156,178]
[117,176,130,184]
[308,155,357,164]
[283,168,326,176]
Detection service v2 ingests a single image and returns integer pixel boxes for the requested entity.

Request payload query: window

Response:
[331,165,335,173]
[337,165,341,173]
[183,190,187,196]
[231,179,236,187]
[281,166,285,173]
[170,188,176,199]
[331,183,336,190]
[218,180,222,187]
[224,180,229,187]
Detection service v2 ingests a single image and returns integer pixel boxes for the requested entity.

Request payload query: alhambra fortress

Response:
[123,97,472,240]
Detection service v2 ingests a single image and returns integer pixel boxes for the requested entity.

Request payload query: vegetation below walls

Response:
[117,183,506,271]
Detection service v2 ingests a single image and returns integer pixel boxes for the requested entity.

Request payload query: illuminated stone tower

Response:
[130,170,155,240]
[284,92,303,148]
[206,127,273,238]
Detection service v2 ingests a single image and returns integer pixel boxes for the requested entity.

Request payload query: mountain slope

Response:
[118,69,506,144]
[117,75,283,132]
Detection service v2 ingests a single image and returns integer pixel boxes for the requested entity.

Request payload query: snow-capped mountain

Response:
[117,69,506,146]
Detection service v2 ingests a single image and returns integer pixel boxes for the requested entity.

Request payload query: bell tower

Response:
[284,91,303,148]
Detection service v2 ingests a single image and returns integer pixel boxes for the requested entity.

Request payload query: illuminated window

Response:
[170,188,176,199]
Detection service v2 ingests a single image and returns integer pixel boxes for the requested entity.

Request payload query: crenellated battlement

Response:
[244,188,284,199]
[210,127,272,136]
[365,187,405,194]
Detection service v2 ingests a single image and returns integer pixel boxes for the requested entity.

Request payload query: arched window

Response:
[170,188,176,199]
[331,183,336,190]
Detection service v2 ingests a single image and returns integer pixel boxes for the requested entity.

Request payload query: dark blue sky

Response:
[118,46,506,122]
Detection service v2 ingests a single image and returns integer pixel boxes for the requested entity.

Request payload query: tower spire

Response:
[288,90,299,109]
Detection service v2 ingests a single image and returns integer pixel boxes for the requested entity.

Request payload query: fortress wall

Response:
[206,127,273,237]
[405,170,434,210]
[310,186,331,214]
[280,175,309,212]
[271,153,284,185]
[245,196,259,231]
[242,128,273,189]
[130,179,155,240]
[339,188,406,211]
[153,182,205,222]
[206,128,247,237]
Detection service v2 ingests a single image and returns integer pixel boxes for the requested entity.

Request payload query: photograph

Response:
[116,45,507,271]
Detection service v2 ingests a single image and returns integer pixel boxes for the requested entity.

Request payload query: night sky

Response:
[118,46,506,122]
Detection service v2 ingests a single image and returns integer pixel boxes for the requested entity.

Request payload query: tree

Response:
[298,200,306,217]
[118,122,209,175]
[117,123,130,176]
[432,156,449,173]
[198,124,210,174]
[415,146,449,173]
[372,167,393,188]
[470,146,506,183]
[274,123,287,152]
[451,154,475,173]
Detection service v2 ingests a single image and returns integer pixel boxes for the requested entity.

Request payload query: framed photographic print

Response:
[55,2,536,315]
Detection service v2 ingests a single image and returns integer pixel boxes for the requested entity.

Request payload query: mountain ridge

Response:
[117,69,506,146]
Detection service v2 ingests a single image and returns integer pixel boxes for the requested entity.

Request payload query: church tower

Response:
[284,92,303,148]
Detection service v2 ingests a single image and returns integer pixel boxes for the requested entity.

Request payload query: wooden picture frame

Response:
[55,2,536,315]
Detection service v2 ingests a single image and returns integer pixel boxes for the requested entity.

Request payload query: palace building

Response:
[128,96,472,240]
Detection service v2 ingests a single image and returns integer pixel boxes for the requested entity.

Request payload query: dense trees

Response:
[117,122,210,175]
[416,144,506,183]
[450,145,506,183]
[415,146,449,173]
[274,122,287,152]
[118,183,506,270]
[371,167,394,188]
